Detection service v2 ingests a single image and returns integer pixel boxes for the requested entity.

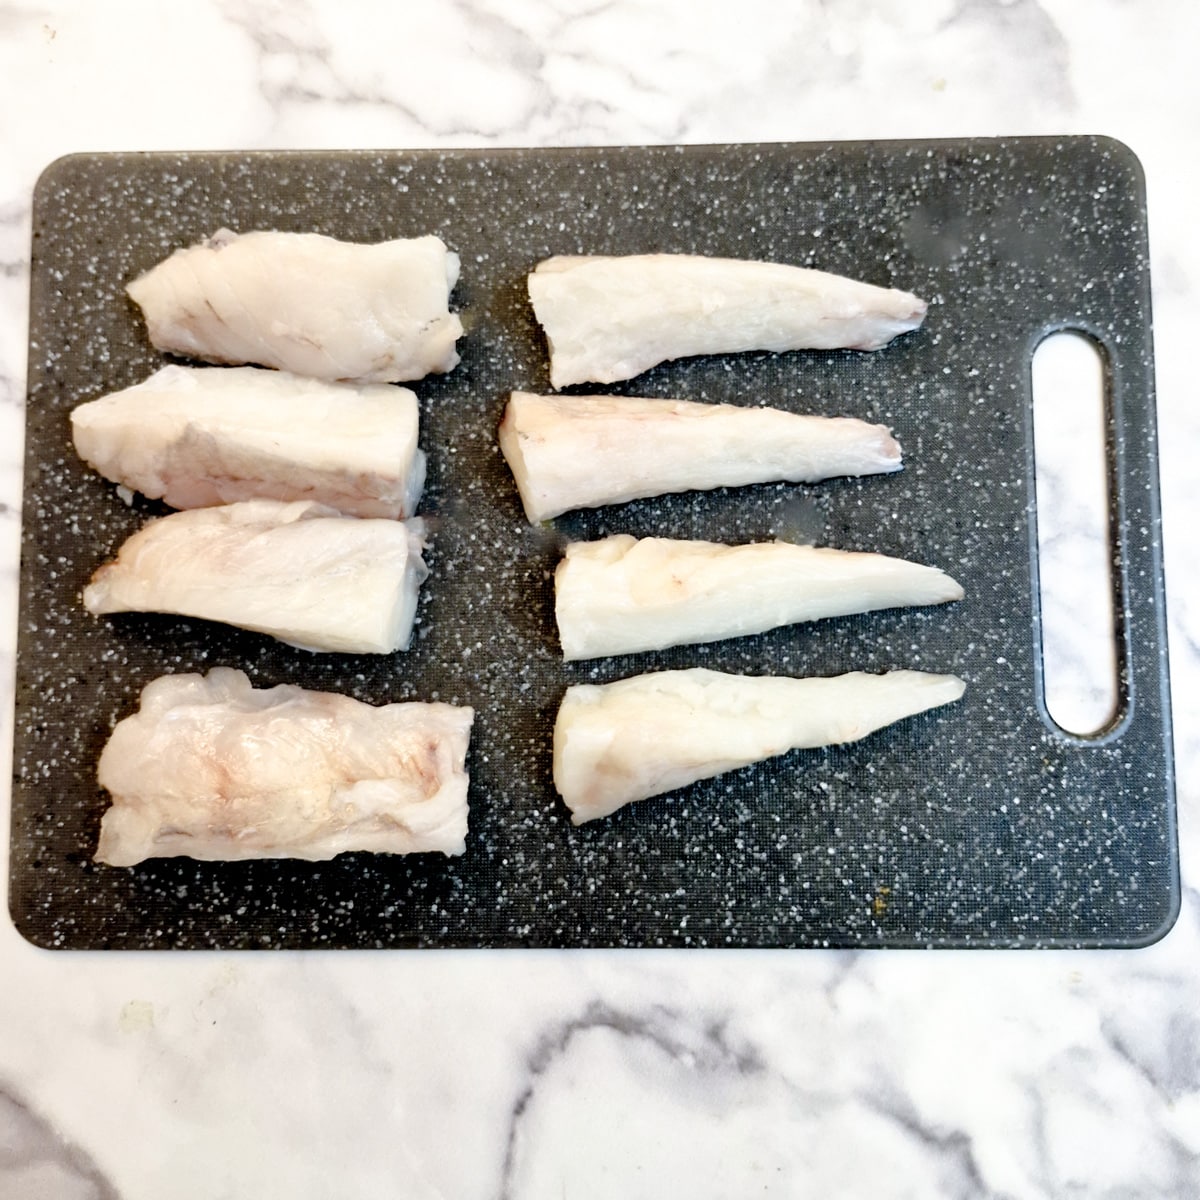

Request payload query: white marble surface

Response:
[1,1,1198,1196]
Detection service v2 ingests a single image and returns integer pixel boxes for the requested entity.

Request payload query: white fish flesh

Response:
[126,229,462,383]
[528,253,927,388]
[83,499,428,653]
[554,668,966,823]
[94,668,473,866]
[499,391,901,523]
[556,535,964,660]
[71,364,425,519]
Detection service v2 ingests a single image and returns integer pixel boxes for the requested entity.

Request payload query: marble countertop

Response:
[1,2,1197,1196]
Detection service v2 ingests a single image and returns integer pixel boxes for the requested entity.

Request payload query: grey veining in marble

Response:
[0,1082,117,1200]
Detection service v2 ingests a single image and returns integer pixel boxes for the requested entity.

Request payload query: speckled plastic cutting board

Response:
[10,139,1177,949]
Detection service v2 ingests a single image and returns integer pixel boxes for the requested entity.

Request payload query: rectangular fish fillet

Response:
[556,535,964,660]
[71,364,425,519]
[94,668,473,866]
[83,499,428,653]
[528,253,927,388]
[126,229,462,383]
[554,668,966,823]
[499,391,901,523]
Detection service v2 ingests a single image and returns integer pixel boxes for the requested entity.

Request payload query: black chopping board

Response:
[9,139,1177,949]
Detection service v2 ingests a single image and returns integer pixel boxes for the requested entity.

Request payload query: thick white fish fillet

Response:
[126,229,462,383]
[554,669,966,823]
[556,535,964,660]
[528,253,927,388]
[83,499,428,654]
[71,364,425,519]
[499,391,901,523]
[94,668,473,866]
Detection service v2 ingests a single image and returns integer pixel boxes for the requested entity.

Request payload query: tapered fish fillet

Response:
[71,364,425,519]
[126,229,462,383]
[528,253,927,388]
[83,499,428,653]
[556,535,964,660]
[554,669,966,823]
[499,391,901,523]
[94,668,473,866]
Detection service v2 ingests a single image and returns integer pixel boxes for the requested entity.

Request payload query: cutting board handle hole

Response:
[1031,329,1122,737]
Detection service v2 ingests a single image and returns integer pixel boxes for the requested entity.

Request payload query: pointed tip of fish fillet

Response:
[876,426,904,470]
[920,671,967,706]
[850,291,928,350]
[888,289,927,331]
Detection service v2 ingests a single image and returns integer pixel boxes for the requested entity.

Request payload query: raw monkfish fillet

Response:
[83,499,428,654]
[126,229,462,383]
[499,391,901,523]
[556,535,964,660]
[71,364,425,519]
[94,667,473,866]
[554,668,966,823]
[528,253,927,388]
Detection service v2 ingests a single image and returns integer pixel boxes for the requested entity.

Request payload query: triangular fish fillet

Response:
[499,391,901,523]
[556,535,964,660]
[126,229,462,383]
[554,668,966,823]
[94,668,473,866]
[528,253,927,388]
[83,499,428,653]
[71,364,425,518]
